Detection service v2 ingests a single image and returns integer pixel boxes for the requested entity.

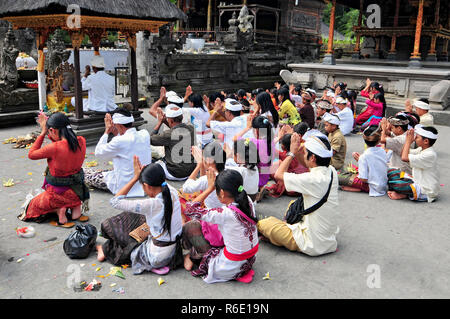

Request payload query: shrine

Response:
[285,0,450,122]
[0,0,186,143]
[137,0,326,100]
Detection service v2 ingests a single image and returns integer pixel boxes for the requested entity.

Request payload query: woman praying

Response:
[18,112,89,228]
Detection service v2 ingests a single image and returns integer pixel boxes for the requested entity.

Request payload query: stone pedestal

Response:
[322,53,336,65]
[426,54,438,62]
[387,52,397,61]
[408,57,422,68]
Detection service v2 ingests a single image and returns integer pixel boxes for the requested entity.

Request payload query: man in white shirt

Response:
[388,125,439,203]
[258,134,339,256]
[206,98,253,150]
[84,108,151,197]
[71,55,118,113]
[414,99,434,126]
[333,97,354,136]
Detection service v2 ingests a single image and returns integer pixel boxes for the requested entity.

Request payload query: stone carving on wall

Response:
[45,29,71,74]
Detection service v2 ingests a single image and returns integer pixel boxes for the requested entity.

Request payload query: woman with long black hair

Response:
[96,158,182,275]
[255,91,279,129]
[182,169,259,284]
[184,86,214,147]
[18,112,89,228]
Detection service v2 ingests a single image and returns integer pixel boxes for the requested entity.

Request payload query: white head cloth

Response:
[165,105,183,118]
[167,95,184,104]
[91,55,105,68]
[112,113,134,125]
[304,136,333,158]
[415,124,438,140]
[414,100,430,110]
[335,97,348,104]
[225,99,243,111]
[166,91,178,98]
[306,88,317,95]
[323,113,341,125]
[327,91,335,97]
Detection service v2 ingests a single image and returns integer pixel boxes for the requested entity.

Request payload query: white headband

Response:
[326,91,335,97]
[415,124,438,140]
[304,136,333,158]
[112,113,134,125]
[323,113,340,125]
[414,100,430,110]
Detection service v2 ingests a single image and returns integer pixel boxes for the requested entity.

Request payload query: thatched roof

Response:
[0,0,186,21]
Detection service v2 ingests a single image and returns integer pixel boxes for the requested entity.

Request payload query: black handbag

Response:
[284,172,334,225]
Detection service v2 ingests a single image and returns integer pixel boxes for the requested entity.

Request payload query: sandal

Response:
[150,266,170,275]
[66,209,90,222]
[50,220,75,228]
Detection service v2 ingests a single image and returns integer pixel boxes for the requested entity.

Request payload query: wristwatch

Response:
[287,152,295,158]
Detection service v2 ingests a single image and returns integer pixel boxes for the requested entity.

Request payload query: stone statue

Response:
[0,25,19,90]
[45,29,71,73]
[223,7,254,51]
[237,6,254,34]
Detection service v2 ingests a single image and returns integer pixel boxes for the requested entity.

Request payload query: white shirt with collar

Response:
[95,128,151,197]
[283,165,339,256]
[409,146,439,202]
[82,71,118,112]
[210,115,254,149]
[336,107,354,135]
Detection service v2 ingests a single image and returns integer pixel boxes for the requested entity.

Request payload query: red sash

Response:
[224,204,258,261]
[224,244,259,262]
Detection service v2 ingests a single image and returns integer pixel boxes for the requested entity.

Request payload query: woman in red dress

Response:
[18,112,89,228]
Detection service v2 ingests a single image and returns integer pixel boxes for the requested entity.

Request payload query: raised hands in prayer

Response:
[206,167,217,190]
[156,107,166,124]
[405,128,415,143]
[37,112,49,136]
[104,113,118,135]
[191,145,204,166]
[133,155,144,179]
[159,86,167,101]
[185,85,193,101]
[214,97,222,112]
[84,65,91,78]
[290,133,304,157]
[405,99,413,113]
[352,152,360,162]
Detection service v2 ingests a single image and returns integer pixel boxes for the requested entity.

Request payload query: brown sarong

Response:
[101,212,146,266]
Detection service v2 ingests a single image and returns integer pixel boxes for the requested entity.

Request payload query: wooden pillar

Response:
[323,0,336,64]
[409,0,425,67]
[207,0,213,32]
[352,0,364,59]
[326,0,336,54]
[388,0,401,60]
[70,31,84,119]
[427,0,440,61]
[126,33,139,111]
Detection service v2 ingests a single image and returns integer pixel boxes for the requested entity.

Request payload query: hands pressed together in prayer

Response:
[290,133,304,158]
[104,113,118,136]
[133,155,144,180]
[37,112,49,136]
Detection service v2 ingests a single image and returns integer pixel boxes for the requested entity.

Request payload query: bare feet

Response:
[340,186,362,192]
[96,245,106,262]
[388,191,408,200]
[71,205,82,220]
[184,254,194,271]
[57,208,68,224]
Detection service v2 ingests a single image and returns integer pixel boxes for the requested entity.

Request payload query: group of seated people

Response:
[17,77,439,285]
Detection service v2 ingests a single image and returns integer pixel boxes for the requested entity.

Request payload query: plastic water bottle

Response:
[64,103,69,113]
[43,104,49,112]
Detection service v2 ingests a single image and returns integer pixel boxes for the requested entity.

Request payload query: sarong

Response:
[338,165,370,193]
[182,220,213,260]
[387,168,415,197]
[101,212,146,266]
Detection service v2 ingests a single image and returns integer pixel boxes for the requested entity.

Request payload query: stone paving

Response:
[0,109,449,299]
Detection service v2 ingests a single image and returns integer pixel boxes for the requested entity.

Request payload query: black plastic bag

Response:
[63,224,97,259]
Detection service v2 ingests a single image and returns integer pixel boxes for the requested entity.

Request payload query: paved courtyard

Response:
[0,109,449,299]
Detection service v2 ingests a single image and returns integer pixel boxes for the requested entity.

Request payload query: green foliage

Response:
[322,3,364,39]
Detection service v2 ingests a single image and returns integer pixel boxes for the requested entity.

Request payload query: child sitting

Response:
[181,143,227,210]
[224,139,260,201]
[323,113,347,171]
[339,125,388,196]
[387,125,439,203]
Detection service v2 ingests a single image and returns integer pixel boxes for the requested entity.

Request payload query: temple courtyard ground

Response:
[0,108,449,299]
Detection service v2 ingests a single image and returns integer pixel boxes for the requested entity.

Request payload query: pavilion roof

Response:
[0,0,187,22]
